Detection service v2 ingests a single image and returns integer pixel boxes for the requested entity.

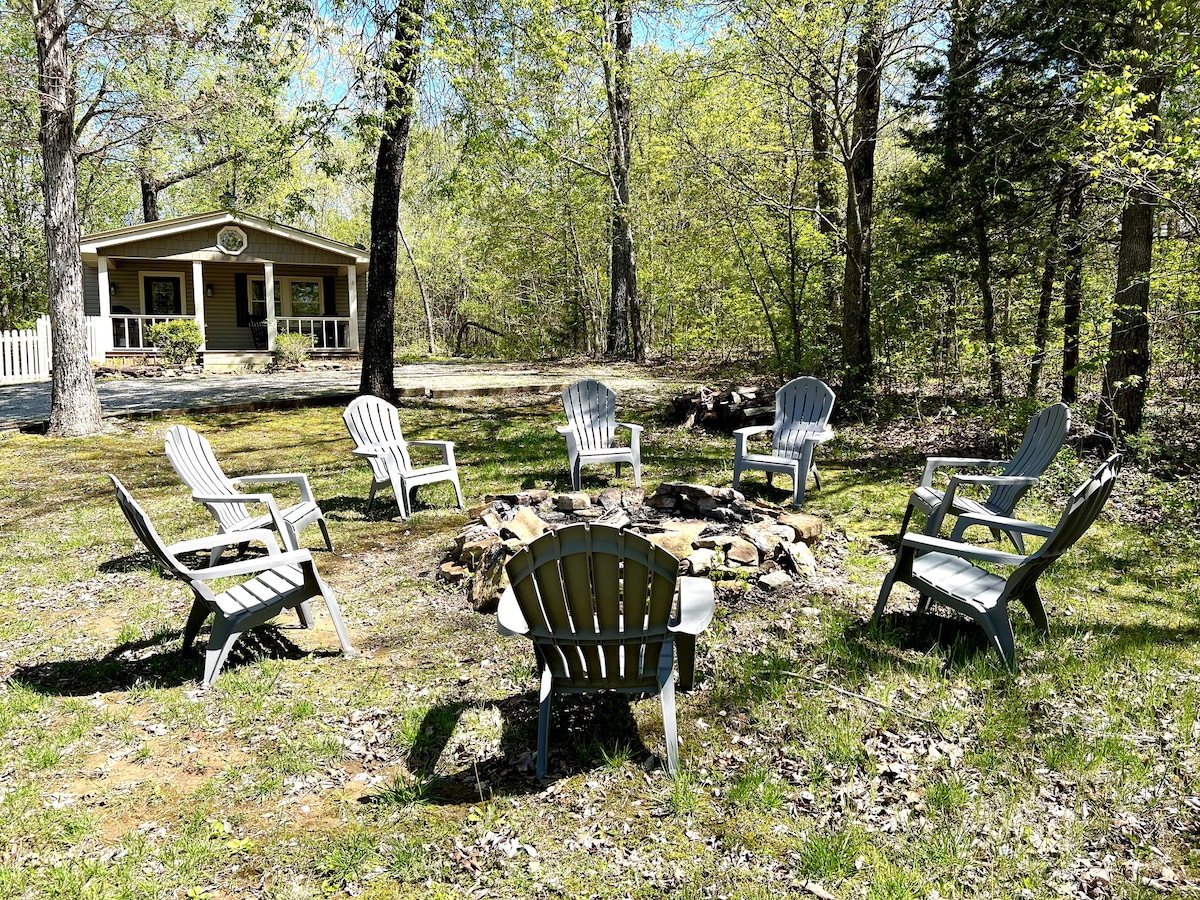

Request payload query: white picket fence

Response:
[0,315,108,384]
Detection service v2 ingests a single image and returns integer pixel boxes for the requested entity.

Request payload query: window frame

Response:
[139,271,186,316]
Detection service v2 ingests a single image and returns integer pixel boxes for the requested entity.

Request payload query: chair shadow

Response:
[11,625,326,696]
[858,610,995,668]
[367,690,651,803]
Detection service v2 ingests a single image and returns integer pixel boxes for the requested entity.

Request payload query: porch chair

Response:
[342,395,464,517]
[498,523,715,777]
[558,379,643,491]
[109,475,352,687]
[873,454,1120,671]
[164,425,333,561]
[900,402,1071,552]
[732,376,836,508]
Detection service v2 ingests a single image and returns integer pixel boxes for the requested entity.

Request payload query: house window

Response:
[142,274,183,315]
[217,226,248,256]
[250,278,323,317]
[250,280,281,319]
[290,281,321,316]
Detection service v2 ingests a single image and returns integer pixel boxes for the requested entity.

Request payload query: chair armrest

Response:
[168,528,281,558]
[232,473,315,503]
[734,425,773,457]
[955,512,1055,537]
[184,549,316,580]
[671,577,715,635]
[615,422,643,435]
[352,442,406,459]
[810,427,836,444]
[556,425,575,436]
[920,457,1007,488]
[900,532,1028,567]
[497,586,530,636]
[407,440,455,466]
[948,473,1039,487]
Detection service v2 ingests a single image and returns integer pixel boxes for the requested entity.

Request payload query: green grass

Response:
[0,372,1198,897]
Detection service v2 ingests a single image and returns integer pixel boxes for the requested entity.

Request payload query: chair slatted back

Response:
[773,377,836,459]
[109,475,189,580]
[989,402,1071,514]
[164,425,248,531]
[342,395,413,478]
[506,524,680,691]
[562,379,618,452]
[1003,454,1121,601]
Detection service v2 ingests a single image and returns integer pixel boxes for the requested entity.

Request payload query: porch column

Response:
[191,260,207,351]
[345,265,360,352]
[96,255,113,354]
[264,261,277,351]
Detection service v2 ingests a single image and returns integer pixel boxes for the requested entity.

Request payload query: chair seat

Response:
[911,552,1006,613]
[212,564,307,616]
[540,638,673,693]
[740,452,800,468]
[910,486,995,519]
[241,500,323,534]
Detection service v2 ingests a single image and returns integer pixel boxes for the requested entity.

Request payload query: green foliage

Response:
[145,319,202,367]
[273,332,313,367]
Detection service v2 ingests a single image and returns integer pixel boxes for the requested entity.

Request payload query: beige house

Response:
[80,210,369,369]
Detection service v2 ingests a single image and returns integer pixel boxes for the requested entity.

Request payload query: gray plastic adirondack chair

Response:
[732,376,836,508]
[558,379,643,492]
[342,395,465,518]
[110,475,353,687]
[902,402,1070,552]
[874,454,1120,671]
[498,523,715,777]
[164,425,332,561]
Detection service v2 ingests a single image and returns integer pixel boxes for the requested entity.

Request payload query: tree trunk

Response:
[360,0,424,400]
[604,0,639,360]
[1096,29,1163,439]
[141,173,160,223]
[1061,169,1086,403]
[33,0,103,436]
[810,76,840,315]
[399,225,435,355]
[1028,174,1067,399]
[840,14,883,416]
[974,212,1003,401]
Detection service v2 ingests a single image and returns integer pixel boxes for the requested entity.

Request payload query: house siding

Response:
[101,224,357,268]
[83,263,99,316]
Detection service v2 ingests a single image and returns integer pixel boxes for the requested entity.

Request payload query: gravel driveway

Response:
[0,361,679,429]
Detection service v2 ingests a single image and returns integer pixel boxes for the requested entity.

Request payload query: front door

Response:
[144,276,182,315]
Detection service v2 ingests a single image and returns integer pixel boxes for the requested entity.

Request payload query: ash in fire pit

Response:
[442,482,823,613]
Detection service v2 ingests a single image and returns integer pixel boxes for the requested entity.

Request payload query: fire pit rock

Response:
[443,482,823,613]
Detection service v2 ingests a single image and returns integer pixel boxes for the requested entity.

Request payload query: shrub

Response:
[145,320,203,367]
[274,332,315,367]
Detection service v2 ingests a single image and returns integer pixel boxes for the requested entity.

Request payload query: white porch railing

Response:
[111,314,192,350]
[277,317,351,349]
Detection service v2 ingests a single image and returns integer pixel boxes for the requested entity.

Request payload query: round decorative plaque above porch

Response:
[216,225,248,255]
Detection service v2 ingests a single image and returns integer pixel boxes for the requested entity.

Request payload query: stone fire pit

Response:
[441,482,823,612]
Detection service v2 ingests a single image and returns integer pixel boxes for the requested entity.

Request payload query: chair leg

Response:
[209,544,228,567]
[366,480,377,514]
[872,566,899,624]
[1019,588,1049,632]
[812,463,822,491]
[390,475,410,519]
[181,598,211,652]
[537,667,553,779]
[675,634,696,690]
[897,502,916,539]
[660,673,679,774]
[981,608,1017,672]
[766,472,774,488]
[280,524,300,553]
[450,474,465,509]
[615,462,622,478]
[915,593,933,615]
[319,582,355,653]
[296,599,315,629]
[632,459,641,488]
[202,616,240,688]
[792,443,815,508]
[571,458,583,493]
[317,516,334,553]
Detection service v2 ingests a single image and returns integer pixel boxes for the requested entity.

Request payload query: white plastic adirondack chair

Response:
[164,425,332,561]
[873,454,1120,671]
[498,523,714,777]
[558,379,643,492]
[901,402,1071,552]
[110,475,353,687]
[342,395,465,518]
[732,376,836,508]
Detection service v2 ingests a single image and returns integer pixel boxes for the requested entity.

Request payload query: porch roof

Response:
[80,210,370,271]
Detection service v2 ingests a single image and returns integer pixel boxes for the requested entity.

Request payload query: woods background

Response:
[3,0,1198,436]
